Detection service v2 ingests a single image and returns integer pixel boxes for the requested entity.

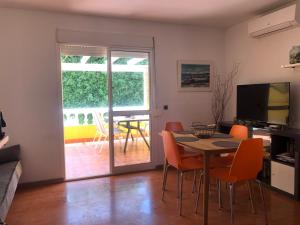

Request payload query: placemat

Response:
[174,130,194,134]
[211,133,232,138]
[212,141,240,148]
[175,137,199,142]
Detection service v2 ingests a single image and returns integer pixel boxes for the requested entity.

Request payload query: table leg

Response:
[137,120,150,148]
[124,127,131,153]
[137,128,150,148]
[203,153,210,225]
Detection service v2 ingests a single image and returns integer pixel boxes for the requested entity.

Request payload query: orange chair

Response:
[165,121,202,159]
[219,124,249,166]
[165,121,184,132]
[230,124,248,139]
[161,130,203,215]
[163,122,202,193]
[196,138,268,225]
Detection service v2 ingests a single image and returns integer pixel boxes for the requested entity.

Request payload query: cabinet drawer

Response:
[271,161,295,195]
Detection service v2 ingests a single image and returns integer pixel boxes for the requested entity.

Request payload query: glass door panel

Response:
[113,114,150,167]
[60,45,111,179]
[110,50,152,170]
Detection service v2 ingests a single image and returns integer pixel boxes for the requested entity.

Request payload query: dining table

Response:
[172,131,241,225]
[171,131,270,225]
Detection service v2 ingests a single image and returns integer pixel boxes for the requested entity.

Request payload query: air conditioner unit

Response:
[248,3,300,37]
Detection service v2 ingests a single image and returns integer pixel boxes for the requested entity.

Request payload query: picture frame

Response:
[177,60,214,92]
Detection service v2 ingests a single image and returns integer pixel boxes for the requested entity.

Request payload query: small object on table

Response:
[191,123,216,139]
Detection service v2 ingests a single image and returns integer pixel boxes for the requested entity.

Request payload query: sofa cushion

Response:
[0,161,22,222]
[0,145,20,164]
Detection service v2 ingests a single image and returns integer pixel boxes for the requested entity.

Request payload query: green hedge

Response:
[62,71,144,108]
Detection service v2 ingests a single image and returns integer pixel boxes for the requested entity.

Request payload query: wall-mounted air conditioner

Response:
[248,3,300,38]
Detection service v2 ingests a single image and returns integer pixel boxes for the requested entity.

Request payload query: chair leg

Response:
[131,133,134,142]
[194,171,203,214]
[218,179,223,210]
[92,131,98,143]
[177,170,180,199]
[247,181,256,214]
[229,183,235,225]
[99,135,106,152]
[161,159,169,201]
[258,180,269,225]
[94,133,102,149]
[192,170,197,193]
[232,184,236,205]
[179,171,184,216]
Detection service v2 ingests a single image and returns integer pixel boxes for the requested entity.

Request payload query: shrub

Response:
[78,113,85,124]
[62,71,144,108]
[87,113,93,124]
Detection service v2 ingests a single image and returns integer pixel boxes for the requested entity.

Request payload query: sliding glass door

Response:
[109,50,153,173]
[60,45,154,178]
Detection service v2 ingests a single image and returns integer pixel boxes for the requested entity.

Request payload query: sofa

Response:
[0,145,22,225]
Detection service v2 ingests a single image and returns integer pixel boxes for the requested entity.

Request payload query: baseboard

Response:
[18,178,64,189]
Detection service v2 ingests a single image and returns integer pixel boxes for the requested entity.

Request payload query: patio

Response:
[65,137,150,180]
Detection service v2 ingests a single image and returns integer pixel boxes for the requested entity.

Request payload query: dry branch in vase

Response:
[211,63,239,126]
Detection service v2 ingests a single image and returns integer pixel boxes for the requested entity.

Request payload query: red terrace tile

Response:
[65,138,151,180]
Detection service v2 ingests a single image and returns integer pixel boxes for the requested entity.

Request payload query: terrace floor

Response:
[65,138,150,180]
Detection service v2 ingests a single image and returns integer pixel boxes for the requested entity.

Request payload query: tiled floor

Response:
[8,170,300,225]
[65,138,150,180]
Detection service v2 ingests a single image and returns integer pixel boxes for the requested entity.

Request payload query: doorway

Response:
[60,45,154,180]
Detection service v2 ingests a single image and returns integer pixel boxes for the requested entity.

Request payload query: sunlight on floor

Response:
[65,138,150,180]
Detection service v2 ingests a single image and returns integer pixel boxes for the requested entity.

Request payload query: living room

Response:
[0,0,300,225]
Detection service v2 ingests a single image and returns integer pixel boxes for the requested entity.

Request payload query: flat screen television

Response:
[237,82,290,125]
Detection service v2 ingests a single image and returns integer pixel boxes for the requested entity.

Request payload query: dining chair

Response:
[163,122,202,193]
[165,121,202,159]
[219,124,249,166]
[230,124,248,139]
[161,130,204,215]
[196,138,268,225]
[93,112,122,152]
[165,121,184,132]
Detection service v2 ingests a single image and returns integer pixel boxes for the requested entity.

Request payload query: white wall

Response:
[0,8,225,183]
[225,22,300,128]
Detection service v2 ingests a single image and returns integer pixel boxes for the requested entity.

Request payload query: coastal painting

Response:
[177,60,213,92]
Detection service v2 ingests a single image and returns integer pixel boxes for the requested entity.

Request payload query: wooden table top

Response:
[172,132,240,154]
[114,115,149,123]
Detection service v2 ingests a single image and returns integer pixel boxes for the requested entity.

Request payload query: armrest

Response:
[0,145,21,163]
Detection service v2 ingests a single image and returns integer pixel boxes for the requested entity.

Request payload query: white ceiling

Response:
[0,0,294,27]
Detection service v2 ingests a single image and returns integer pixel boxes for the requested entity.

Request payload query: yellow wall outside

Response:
[64,125,97,141]
[64,122,148,142]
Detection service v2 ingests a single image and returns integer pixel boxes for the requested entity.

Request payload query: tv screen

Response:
[237,82,290,125]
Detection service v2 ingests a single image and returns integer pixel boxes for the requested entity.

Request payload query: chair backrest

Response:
[161,130,181,168]
[229,138,264,181]
[94,112,108,136]
[165,122,184,132]
[230,124,248,139]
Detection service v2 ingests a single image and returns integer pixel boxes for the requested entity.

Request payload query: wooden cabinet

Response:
[269,129,300,199]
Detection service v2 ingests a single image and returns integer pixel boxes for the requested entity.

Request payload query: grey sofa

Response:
[0,145,22,225]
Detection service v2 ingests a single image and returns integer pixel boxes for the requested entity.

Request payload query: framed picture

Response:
[177,60,214,92]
